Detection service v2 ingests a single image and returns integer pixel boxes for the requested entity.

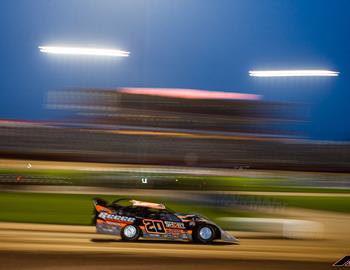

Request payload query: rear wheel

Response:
[120,225,140,241]
[193,225,216,244]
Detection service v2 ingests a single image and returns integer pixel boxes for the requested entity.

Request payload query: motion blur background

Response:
[0,1,349,269]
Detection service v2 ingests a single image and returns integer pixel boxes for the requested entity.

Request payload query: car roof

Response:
[130,200,166,210]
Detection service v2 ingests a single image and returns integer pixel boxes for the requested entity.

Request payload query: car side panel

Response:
[139,219,192,241]
[95,213,193,241]
[94,208,137,236]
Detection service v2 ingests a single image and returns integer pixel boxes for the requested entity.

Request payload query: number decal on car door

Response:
[143,220,166,234]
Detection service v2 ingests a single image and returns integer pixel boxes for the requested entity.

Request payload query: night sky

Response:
[0,0,349,140]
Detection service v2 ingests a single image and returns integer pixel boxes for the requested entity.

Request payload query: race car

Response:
[92,198,238,244]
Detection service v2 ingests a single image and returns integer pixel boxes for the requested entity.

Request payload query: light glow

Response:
[38,46,130,57]
[119,88,261,101]
[249,70,339,77]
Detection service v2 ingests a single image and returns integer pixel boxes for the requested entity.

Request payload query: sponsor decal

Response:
[333,256,350,267]
[98,212,135,223]
[167,229,182,237]
[164,221,185,229]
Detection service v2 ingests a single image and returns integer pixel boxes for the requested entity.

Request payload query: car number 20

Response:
[143,219,166,234]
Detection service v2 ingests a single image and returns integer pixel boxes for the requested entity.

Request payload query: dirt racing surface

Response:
[0,251,334,270]
[0,221,347,270]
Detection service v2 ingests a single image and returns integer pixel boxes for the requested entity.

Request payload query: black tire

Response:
[193,224,216,244]
[120,225,141,241]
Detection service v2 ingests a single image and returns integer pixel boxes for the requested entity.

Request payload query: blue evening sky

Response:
[0,0,349,140]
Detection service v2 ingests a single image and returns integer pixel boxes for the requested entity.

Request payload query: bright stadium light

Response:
[38,46,130,57]
[249,70,339,77]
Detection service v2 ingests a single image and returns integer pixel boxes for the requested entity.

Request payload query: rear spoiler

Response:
[92,198,110,213]
[93,198,107,207]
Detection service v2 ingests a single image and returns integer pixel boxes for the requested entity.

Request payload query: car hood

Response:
[176,212,223,229]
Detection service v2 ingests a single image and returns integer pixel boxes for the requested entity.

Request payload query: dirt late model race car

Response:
[93,198,238,244]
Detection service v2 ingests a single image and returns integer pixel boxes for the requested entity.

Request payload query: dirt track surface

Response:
[0,222,345,269]
[0,251,333,270]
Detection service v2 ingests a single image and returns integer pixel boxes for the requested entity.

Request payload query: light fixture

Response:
[38,46,130,57]
[249,70,339,77]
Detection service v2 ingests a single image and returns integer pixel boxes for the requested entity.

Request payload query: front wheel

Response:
[193,225,216,244]
[120,224,141,241]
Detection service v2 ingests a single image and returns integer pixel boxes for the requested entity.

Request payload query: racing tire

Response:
[120,225,141,241]
[193,224,216,244]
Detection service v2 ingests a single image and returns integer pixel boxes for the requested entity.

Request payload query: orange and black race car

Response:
[92,198,238,244]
